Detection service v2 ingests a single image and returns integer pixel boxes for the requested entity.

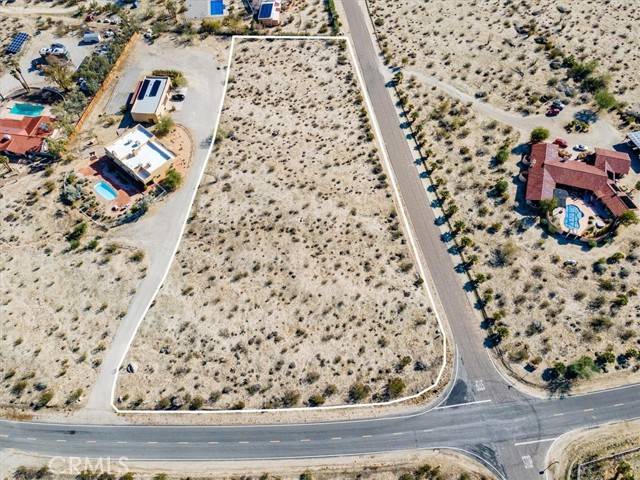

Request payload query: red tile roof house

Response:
[525,142,636,219]
[0,115,55,159]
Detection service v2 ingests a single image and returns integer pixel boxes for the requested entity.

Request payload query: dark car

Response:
[171,93,185,102]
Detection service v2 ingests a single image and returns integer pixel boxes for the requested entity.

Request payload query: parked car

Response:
[81,32,101,44]
[171,88,187,102]
[574,144,589,152]
[553,138,568,148]
[551,100,565,110]
[39,43,68,58]
[546,107,560,117]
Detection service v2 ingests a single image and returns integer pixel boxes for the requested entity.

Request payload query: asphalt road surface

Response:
[1,2,639,479]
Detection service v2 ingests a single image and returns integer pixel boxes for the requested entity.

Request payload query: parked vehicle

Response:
[574,144,589,152]
[171,88,187,102]
[546,107,560,117]
[551,100,565,110]
[81,32,101,44]
[39,43,69,58]
[553,138,568,148]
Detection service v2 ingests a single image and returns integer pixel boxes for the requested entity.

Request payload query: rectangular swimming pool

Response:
[94,181,118,201]
[209,0,224,15]
[10,102,45,117]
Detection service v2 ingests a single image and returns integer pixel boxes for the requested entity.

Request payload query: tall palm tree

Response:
[8,60,30,92]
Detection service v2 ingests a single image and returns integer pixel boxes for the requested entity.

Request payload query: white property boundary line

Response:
[111,35,449,415]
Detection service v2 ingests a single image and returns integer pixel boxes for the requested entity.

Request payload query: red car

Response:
[546,107,561,117]
[553,138,568,148]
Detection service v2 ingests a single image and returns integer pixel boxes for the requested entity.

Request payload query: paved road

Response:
[1,3,639,479]
[1,385,639,478]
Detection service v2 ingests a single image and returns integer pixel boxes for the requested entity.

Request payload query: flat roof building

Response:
[105,124,175,186]
[130,76,171,123]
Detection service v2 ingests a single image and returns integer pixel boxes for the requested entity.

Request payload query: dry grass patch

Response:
[116,38,443,410]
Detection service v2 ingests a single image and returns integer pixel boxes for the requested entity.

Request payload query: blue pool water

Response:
[10,102,45,116]
[94,181,118,201]
[209,0,224,15]
[564,204,584,230]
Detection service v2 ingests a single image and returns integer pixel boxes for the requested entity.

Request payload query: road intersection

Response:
[1,1,638,479]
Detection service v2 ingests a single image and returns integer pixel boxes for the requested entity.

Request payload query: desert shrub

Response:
[590,316,612,332]
[594,89,618,110]
[386,377,406,398]
[530,127,550,143]
[348,382,370,403]
[161,168,183,192]
[154,116,174,137]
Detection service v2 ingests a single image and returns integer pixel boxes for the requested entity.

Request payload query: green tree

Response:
[154,116,174,137]
[530,127,550,143]
[495,147,509,165]
[161,168,183,192]
[44,63,74,91]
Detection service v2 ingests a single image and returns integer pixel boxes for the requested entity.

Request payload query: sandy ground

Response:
[0,449,495,479]
[547,419,640,479]
[116,38,444,411]
[362,0,640,392]
[0,168,147,411]
[410,76,640,390]
[368,0,640,114]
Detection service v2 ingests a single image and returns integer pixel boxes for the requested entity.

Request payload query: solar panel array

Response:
[6,32,30,55]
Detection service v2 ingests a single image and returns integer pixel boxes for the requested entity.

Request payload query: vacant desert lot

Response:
[370,0,640,113]
[0,172,146,410]
[117,38,443,410]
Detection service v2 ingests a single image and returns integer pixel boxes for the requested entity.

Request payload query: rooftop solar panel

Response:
[137,79,150,100]
[258,3,273,18]
[6,32,30,55]
[149,79,161,97]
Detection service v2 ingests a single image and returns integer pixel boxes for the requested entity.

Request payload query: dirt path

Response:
[404,68,624,148]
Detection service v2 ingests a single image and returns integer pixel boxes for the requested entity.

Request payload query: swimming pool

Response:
[94,181,118,201]
[10,102,45,117]
[564,204,584,231]
[209,0,224,15]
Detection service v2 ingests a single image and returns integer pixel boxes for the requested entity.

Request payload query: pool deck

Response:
[79,150,140,213]
[1,101,52,120]
[553,197,600,236]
